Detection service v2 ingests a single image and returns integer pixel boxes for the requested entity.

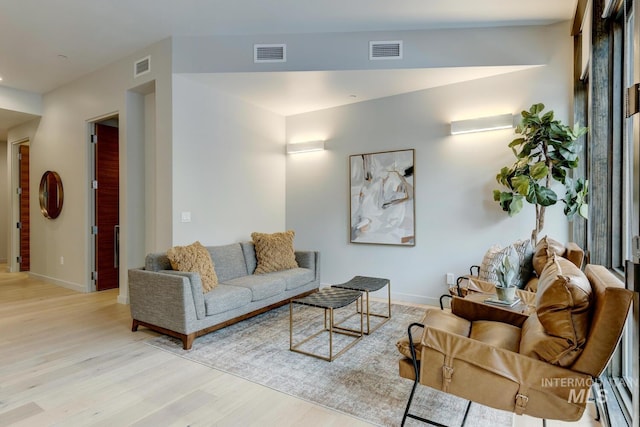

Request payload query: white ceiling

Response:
[0,0,577,134]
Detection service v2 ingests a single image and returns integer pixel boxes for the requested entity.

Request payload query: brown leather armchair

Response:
[397,261,633,425]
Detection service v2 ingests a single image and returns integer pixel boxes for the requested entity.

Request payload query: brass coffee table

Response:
[289,287,363,361]
[332,276,391,334]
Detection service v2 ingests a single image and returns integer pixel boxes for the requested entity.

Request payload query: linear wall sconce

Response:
[286,140,325,154]
[450,113,514,135]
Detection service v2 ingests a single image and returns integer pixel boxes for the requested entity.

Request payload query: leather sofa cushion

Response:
[396,309,470,360]
[520,313,585,366]
[532,236,566,276]
[469,320,520,352]
[565,242,585,269]
[530,255,592,366]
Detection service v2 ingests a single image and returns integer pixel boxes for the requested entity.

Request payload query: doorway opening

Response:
[16,142,30,272]
[90,117,120,291]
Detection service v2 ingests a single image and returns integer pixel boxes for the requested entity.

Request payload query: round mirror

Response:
[39,171,64,219]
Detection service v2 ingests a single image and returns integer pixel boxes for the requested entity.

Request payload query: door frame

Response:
[87,113,120,292]
[9,138,29,273]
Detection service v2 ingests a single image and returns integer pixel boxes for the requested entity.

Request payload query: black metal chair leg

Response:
[439,294,452,310]
[401,373,420,426]
[590,378,602,421]
[400,322,470,427]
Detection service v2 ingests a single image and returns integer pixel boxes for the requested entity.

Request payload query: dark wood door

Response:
[95,124,119,291]
[19,145,30,271]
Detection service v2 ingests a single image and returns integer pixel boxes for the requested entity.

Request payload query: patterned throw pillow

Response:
[512,239,534,289]
[167,241,218,292]
[478,244,506,285]
[478,240,534,288]
[251,230,299,274]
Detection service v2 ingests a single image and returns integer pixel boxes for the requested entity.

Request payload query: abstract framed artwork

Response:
[349,149,415,246]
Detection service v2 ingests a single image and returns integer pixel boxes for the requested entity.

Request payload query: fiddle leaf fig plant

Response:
[493,103,589,245]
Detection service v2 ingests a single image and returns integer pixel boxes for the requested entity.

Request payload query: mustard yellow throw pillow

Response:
[251,230,299,274]
[167,241,218,293]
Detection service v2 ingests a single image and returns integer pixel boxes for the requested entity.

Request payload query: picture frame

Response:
[349,149,415,246]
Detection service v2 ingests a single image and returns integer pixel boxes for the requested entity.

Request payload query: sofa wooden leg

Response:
[132,319,139,332]
[182,333,195,350]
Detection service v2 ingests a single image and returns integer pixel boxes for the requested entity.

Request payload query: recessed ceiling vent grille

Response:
[254,44,286,63]
[369,41,403,60]
[134,56,151,77]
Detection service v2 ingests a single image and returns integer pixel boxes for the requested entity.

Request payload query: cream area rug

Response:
[147,301,513,427]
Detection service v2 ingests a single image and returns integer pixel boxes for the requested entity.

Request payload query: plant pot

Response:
[495,286,516,303]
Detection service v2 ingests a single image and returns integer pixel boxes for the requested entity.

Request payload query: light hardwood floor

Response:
[0,266,601,426]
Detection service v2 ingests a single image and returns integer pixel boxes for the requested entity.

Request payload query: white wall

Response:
[6,39,172,301]
[0,86,42,116]
[285,22,574,305]
[173,25,553,74]
[171,75,286,245]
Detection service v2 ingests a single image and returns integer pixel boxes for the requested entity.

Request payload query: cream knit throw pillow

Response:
[167,241,218,292]
[251,230,299,274]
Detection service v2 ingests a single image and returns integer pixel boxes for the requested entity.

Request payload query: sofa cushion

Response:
[167,241,218,293]
[207,243,248,282]
[532,236,565,276]
[223,275,287,301]
[532,255,592,366]
[240,241,258,274]
[251,230,299,274]
[267,268,315,290]
[203,284,253,316]
[520,313,585,367]
[470,320,521,353]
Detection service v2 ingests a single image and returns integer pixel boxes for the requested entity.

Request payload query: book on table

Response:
[484,297,521,307]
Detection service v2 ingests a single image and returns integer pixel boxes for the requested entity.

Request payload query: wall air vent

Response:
[254,44,286,63]
[134,56,151,78]
[369,41,403,60]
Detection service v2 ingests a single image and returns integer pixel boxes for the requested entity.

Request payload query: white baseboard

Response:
[390,292,439,307]
[28,272,87,293]
[117,293,129,305]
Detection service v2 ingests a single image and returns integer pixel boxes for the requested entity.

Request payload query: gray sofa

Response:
[128,241,320,349]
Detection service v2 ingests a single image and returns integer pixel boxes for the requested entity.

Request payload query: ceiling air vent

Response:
[134,56,151,78]
[254,44,286,63]
[369,41,403,60]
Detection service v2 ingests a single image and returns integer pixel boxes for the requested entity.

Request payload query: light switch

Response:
[181,211,191,223]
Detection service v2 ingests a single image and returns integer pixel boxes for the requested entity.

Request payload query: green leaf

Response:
[579,203,589,219]
[535,185,558,206]
[531,103,545,114]
[495,191,513,212]
[529,162,549,180]
[509,195,524,216]
[551,166,567,183]
[509,138,525,148]
[511,175,530,196]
